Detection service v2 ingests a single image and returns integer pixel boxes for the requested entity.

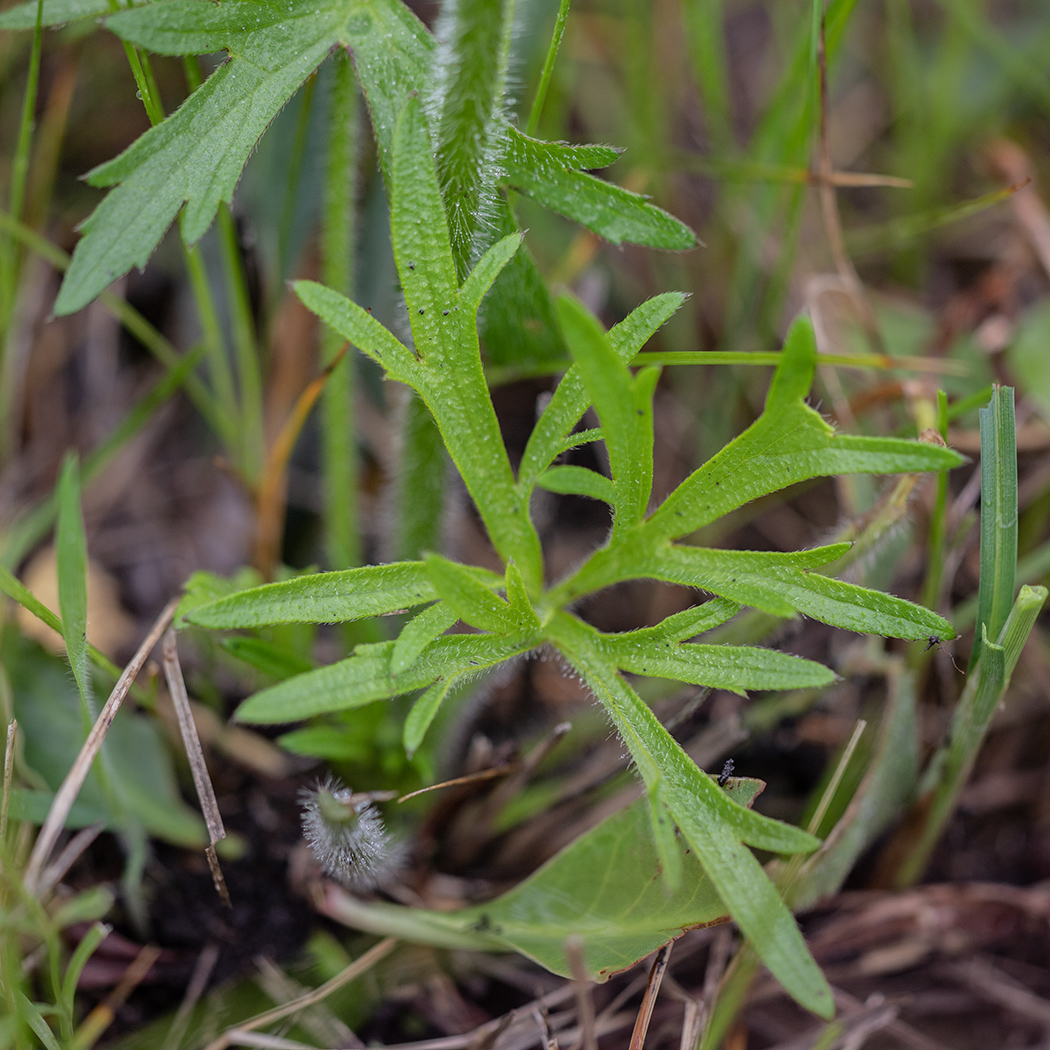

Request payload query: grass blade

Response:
[971,385,1017,669]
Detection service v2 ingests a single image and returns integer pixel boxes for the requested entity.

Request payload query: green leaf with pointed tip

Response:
[503,128,696,250]
[234,632,538,723]
[504,562,540,630]
[639,545,955,641]
[601,637,836,695]
[293,280,418,382]
[185,562,449,628]
[518,292,686,494]
[0,0,115,27]
[644,316,966,544]
[403,677,454,757]
[536,465,616,504]
[478,200,568,370]
[56,456,93,718]
[390,602,459,677]
[322,781,764,981]
[612,598,741,644]
[503,128,622,172]
[424,553,518,634]
[459,232,523,314]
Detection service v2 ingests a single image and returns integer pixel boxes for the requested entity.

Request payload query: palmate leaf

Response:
[50,0,694,316]
[322,780,767,982]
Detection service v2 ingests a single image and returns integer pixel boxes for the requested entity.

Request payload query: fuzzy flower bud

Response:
[299,777,397,891]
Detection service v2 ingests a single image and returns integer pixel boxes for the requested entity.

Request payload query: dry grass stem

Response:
[37,821,104,895]
[204,936,397,1050]
[565,935,597,1050]
[627,942,674,1050]
[23,596,179,895]
[73,943,162,1049]
[1,718,16,859]
[161,627,230,904]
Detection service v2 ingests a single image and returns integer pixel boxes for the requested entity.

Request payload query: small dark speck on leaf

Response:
[418,308,424,314]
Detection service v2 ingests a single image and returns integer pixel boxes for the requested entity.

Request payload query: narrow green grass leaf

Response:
[390,602,459,677]
[536,465,616,504]
[185,563,446,628]
[234,632,538,723]
[424,553,518,634]
[972,386,1017,667]
[793,667,920,910]
[56,455,93,718]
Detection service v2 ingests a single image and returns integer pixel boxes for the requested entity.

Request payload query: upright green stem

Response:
[217,204,265,483]
[182,233,238,449]
[320,52,361,568]
[525,0,571,137]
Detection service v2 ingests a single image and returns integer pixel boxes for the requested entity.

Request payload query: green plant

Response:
[174,76,960,1024]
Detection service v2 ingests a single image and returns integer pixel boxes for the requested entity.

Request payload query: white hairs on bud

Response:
[299,776,399,892]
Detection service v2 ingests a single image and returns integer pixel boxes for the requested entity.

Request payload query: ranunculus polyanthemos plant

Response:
[181,95,962,1018]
